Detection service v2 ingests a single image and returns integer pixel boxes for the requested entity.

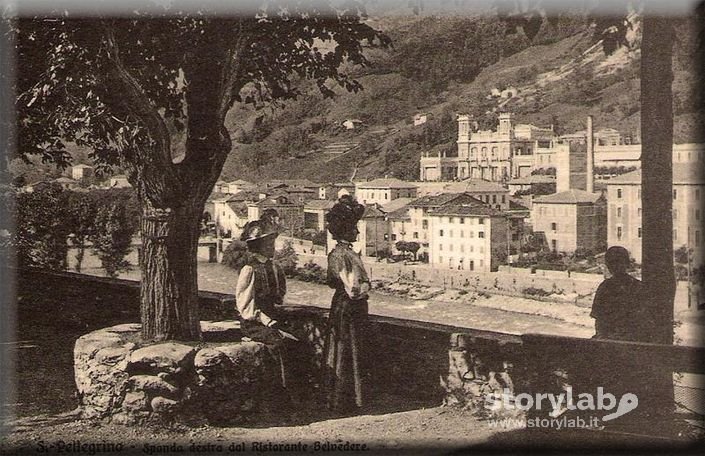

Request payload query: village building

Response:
[71,164,94,182]
[606,164,704,265]
[247,195,304,236]
[377,197,417,255]
[355,178,418,205]
[405,193,488,258]
[54,176,81,191]
[530,189,607,254]
[216,179,253,194]
[507,175,557,195]
[211,194,250,239]
[303,199,335,231]
[318,182,355,200]
[108,175,131,188]
[416,179,511,211]
[427,203,509,272]
[413,113,429,126]
[341,119,363,130]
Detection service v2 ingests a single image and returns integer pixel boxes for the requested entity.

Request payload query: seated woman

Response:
[323,195,371,413]
[235,216,308,406]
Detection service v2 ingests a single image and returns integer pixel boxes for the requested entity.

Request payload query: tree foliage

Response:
[91,202,135,278]
[14,183,70,270]
[10,2,389,340]
[274,240,299,276]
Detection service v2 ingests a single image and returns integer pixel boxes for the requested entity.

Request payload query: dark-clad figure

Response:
[235,217,307,405]
[323,195,370,413]
[591,246,651,342]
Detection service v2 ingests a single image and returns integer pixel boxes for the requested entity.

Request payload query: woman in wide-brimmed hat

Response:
[323,195,371,413]
[234,214,309,407]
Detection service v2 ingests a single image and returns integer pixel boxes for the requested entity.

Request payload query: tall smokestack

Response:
[587,115,594,193]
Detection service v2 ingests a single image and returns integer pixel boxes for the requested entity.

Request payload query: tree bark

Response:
[139,200,203,341]
[637,14,677,436]
[640,16,675,345]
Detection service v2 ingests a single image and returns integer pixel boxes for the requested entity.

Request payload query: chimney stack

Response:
[586,115,594,193]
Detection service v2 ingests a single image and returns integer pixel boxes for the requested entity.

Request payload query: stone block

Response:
[121,391,149,412]
[194,348,233,370]
[95,346,132,366]
[105,323,141,333]
[128,343,196,374]
[151,396,180,414]
[218,341,267,367]
[126,375,179,397]
[75,332,123,359]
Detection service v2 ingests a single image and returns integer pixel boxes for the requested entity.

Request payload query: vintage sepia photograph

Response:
[1,0,704,454]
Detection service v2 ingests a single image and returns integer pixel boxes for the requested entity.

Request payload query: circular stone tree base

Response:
[74,321,283,425]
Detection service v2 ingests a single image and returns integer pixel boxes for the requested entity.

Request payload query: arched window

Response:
[491,146,498,158]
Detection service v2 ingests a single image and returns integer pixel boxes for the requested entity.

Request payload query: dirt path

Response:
[2,407,500,454]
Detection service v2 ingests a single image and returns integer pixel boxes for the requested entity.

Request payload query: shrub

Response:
[522,286,552,297]
[274,241,298,276]
[222,240,250,273]
[293,261,327,284]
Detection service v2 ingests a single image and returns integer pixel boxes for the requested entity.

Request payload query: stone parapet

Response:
[74,321,285,425]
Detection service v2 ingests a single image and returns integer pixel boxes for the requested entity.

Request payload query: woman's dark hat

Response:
[326,195,365,225]
[241,220,277,243]
[326,195,365,239]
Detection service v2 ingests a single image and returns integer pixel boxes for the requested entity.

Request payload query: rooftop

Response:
[304,199,335,210]
[270,179,320,188]
[227,179,253,186]
[508,175,556,185]
[356,178,418,189]
[428,203,504,218]
[409,193,483,208]
[363,203,386,218]
[533,189,603,204]
[226,201,248,217]
[207,191,231,202]
[381,197,416,214]
[607,163,705,185]
[441,179,508,193]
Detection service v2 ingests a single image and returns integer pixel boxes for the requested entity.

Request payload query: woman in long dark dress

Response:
[323,196,370,413]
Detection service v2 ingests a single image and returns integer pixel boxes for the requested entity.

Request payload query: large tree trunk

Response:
[640,16,675,345]
[638,14,676,436]
[139,199,203,341]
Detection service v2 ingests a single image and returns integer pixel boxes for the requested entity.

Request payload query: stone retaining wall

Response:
[74,321,282,425]
[12,269,702,431]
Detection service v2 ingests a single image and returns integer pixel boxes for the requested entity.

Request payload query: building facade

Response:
[606,164,704,265]
[415,180,511,211]
[420,112,554,182]
[427,204,509,272]
[355,178,418,205]
[531,189,607,254]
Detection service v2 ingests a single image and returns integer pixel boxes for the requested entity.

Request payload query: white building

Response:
[531,189,607,254]
[355,178,418,205]
[427,203,509,272]
[109,175,131,188]
[212,196,249,239]
[71,164,94,182]
[606,164,704,265]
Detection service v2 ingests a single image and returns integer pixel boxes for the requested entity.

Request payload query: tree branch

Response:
[99,21,180,204]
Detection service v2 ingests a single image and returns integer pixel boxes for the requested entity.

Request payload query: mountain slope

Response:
[221,14,703,183]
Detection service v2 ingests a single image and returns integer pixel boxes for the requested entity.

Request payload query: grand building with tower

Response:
[419,112,705,183]
[419,113,555,182]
